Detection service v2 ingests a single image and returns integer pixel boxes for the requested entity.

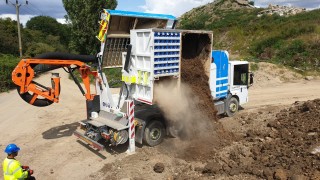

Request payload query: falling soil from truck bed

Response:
[154,33,218,138]
[153,33,237,162]
[180,33,217,121]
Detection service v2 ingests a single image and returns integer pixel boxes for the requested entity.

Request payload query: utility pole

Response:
[6,0,28,57]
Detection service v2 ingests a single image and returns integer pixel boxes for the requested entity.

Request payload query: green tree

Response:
[26,16,71,47]
[25,42,56,57]
[0,18,19,55]
[22,29,68,57]
[26,16,60,35]
[62,0,117,55]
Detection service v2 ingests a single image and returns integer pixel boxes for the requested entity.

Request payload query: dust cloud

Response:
[153,80,228,161]
[154,80,214,140]
[152,32,225,157]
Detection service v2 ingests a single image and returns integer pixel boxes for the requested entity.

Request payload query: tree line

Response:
[0,0,117,57]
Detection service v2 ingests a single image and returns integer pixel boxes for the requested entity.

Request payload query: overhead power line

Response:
[5,0,29,57]
[28,2,45,15]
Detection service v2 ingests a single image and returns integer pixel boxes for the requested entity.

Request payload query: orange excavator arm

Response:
[12,57,99,107]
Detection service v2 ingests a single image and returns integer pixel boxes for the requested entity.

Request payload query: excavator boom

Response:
[12,54,99,107]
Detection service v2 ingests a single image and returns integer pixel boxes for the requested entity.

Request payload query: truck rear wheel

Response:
[226,97,239,117]
[143,121,165,147]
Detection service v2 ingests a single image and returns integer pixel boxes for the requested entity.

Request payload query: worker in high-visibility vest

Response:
[2,144,34,180]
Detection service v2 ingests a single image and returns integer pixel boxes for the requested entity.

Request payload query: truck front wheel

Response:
[226,97,239,117]
[143,121,165,147]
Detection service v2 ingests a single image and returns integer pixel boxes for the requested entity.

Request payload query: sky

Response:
[0,0,319,26]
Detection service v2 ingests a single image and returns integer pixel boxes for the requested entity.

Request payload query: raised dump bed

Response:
[122,29,213,105]
[101,10,177,68]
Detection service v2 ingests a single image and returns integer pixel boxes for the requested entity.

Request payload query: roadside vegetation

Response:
[0,16,72,92]
[0,54,19,92]
[179,4,320,74]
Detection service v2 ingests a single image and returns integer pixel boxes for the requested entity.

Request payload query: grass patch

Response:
[250,63,259,72]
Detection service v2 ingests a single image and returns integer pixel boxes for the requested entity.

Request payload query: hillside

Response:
[178,0,320,73]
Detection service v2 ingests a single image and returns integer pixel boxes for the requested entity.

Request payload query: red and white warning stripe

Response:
[127,100,135,153]
[128,100,135,139]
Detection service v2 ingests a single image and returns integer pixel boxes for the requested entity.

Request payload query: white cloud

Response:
[141,0,214,17]
[0,14,66,26]
[56,18,66,24]
[0,14,35,26]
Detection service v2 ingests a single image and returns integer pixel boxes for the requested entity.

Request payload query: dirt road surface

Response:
[0,67,319,179]
[244,80,320,109]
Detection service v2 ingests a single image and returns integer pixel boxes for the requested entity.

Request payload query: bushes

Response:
[179,13,210,30]
[280,40,306,57]
[0,54,20,92]
[251,37,280,56]
[25,43,56,57]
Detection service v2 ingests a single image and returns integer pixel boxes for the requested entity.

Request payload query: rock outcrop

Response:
[258,4,306,17]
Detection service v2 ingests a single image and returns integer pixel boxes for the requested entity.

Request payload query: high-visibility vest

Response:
[2,158,28,180]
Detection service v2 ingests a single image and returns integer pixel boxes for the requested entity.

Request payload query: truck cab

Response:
[211,51,252,117]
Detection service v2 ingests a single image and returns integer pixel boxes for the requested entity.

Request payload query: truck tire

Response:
[143,121,165,147]
[226,97,239,117]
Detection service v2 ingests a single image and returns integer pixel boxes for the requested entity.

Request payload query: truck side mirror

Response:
[249,72,254,87]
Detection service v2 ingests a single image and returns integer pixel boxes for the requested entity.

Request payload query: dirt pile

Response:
[255,99,320,179]
[199,99,320,179]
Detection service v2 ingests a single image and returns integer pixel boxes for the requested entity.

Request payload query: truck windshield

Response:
[233,64,248,86]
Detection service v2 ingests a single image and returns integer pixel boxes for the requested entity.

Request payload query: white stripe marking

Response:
[216,77,228,81]
[216,90,228,95]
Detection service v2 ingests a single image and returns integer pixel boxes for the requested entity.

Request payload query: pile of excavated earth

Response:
[199,99,320,179]
[96,99,320,179]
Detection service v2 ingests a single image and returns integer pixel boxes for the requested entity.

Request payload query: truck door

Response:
[231,63,249,105]
[211,51,229,99]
